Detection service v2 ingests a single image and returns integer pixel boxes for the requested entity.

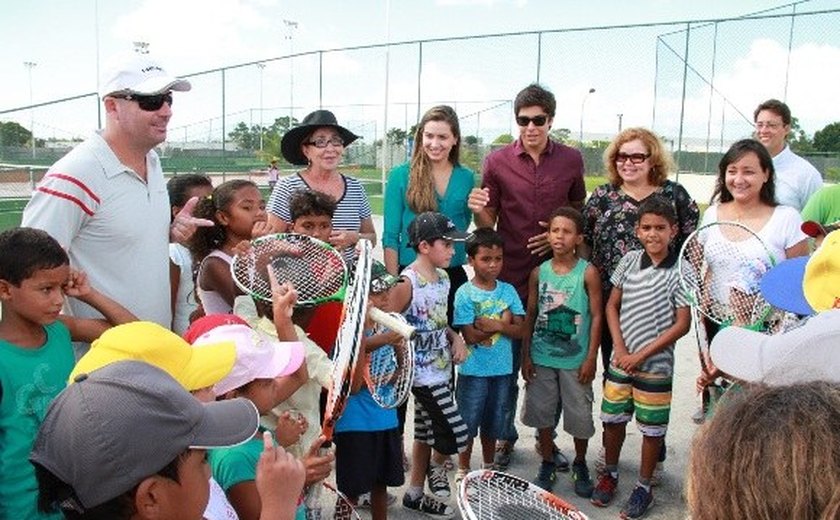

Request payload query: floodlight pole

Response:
[579,87,595,146]
[257,63,266,151]
[24,61,37,158]
[283,20,298,123]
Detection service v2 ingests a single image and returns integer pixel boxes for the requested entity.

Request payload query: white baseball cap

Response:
[100,54,191,98]
[710,309,840,385]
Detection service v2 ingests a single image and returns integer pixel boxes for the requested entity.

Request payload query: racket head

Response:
[364,312,415,409]
[458,469,589,520]
[678,221,778,330]
[230,233,347,305]
[321,239,372,440]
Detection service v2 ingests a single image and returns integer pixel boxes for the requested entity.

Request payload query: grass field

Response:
[0,173,611,232]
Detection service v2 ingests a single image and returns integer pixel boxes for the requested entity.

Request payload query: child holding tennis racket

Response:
[189,179,274,315]
[451,228,525,483]
[520,207,602,498]
[333,260,406,519]
[390,211,471,518]
[591,196,691,519]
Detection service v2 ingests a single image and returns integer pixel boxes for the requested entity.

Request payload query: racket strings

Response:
[232,235,346,303]
[465,476,586,520]
[680,229,775,330]
[366,325,414,408]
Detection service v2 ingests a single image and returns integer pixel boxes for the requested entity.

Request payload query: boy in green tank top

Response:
[0,227,136,519]
[521,208,602,499]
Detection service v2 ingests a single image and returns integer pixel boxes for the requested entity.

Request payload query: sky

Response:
[1,0,838,148]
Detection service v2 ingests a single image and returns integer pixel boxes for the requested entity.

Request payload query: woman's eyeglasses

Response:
[615,152,650,164]
[115,92,174,112]
[305,137,345,148]
[515,115,548,127]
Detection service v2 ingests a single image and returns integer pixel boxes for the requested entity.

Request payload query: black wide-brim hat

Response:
[281,110,360,166]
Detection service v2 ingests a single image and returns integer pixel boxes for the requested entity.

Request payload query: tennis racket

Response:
[364,311,415,409]
[230,233,415,339]
[457,469,589,520]
[304,482,361,520]
[801,220,840,237]
[321,238,373,441]
[678,221,779,332]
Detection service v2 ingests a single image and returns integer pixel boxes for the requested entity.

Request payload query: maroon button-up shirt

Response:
[482,139,586,301]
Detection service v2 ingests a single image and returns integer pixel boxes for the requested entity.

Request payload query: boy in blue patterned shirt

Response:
[452,228,524,482]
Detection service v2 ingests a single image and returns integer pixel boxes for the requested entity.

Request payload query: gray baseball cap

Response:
[30,360,259,510]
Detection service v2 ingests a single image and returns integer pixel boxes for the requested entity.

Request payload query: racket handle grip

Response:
[369,307,416,339]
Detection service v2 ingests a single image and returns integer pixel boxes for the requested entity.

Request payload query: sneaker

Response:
[590,472,618,507]
[402,492,454,518]
[571,460,594,498]
[494,441,514,470]
[427,465,451,498]
[533,460,556,491]
[533,442,570,472]
[620,484,654,519]
[650,462,664,487]
[355,491,397,509]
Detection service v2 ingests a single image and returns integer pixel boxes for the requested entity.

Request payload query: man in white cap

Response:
[22,55,210,347]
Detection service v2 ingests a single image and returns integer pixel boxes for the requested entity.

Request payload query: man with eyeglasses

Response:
[22,55,208,351]
[753,99,822,211]
[468,83,586,472]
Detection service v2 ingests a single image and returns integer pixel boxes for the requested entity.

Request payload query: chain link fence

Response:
[2,3,838,225]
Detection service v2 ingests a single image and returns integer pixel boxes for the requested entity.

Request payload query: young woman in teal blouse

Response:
[383,105,475,321]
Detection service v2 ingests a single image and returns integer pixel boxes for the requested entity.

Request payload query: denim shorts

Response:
[455,373,511,439]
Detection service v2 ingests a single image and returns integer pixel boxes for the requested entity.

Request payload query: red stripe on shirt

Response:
[36,187,95,216]
[44,173,101,204]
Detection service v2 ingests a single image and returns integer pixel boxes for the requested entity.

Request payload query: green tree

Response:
[493,133,514,145]
[789,116,814,153]
[386,127,408,145]
[228,122,260,150]
[464,135,479,146]
[0,121,32,146]
[813,122,840,153]
[549,128,571,143]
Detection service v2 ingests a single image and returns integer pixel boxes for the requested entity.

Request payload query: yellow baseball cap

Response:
[69,322,236,391]
[803,229,840,312]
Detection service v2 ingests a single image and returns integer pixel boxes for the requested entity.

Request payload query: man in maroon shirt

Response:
[468,83,586,471]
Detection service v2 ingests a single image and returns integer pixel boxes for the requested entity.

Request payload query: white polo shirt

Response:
[22,132,171,333]
[773,145,823,211]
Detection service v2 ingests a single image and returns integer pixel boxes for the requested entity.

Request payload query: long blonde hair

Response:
[406,105,461,213]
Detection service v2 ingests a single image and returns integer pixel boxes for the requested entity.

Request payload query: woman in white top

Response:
[697,139,808,394]
[702,138,808,261]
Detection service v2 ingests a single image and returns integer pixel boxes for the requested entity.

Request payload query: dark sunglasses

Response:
[116,92,174,112]
[615,152,650,164]
[515,115,548,127]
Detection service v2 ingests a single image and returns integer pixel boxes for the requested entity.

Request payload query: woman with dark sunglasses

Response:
[581,128,699,373]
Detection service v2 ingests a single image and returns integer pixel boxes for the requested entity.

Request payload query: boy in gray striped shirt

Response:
[591,196,691,519]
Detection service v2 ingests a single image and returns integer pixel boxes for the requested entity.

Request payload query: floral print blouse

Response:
[582,180,699,299]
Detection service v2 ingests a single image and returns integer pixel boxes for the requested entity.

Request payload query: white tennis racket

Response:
[678,221,779,332]
[458,469,589,520]
[364,311,415,409]
[230,233,414,339]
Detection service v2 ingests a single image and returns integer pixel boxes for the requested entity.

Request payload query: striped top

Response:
[610,249,691,376]
[266,172,372,263]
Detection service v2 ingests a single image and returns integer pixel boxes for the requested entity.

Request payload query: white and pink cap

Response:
[192,324,305,396]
